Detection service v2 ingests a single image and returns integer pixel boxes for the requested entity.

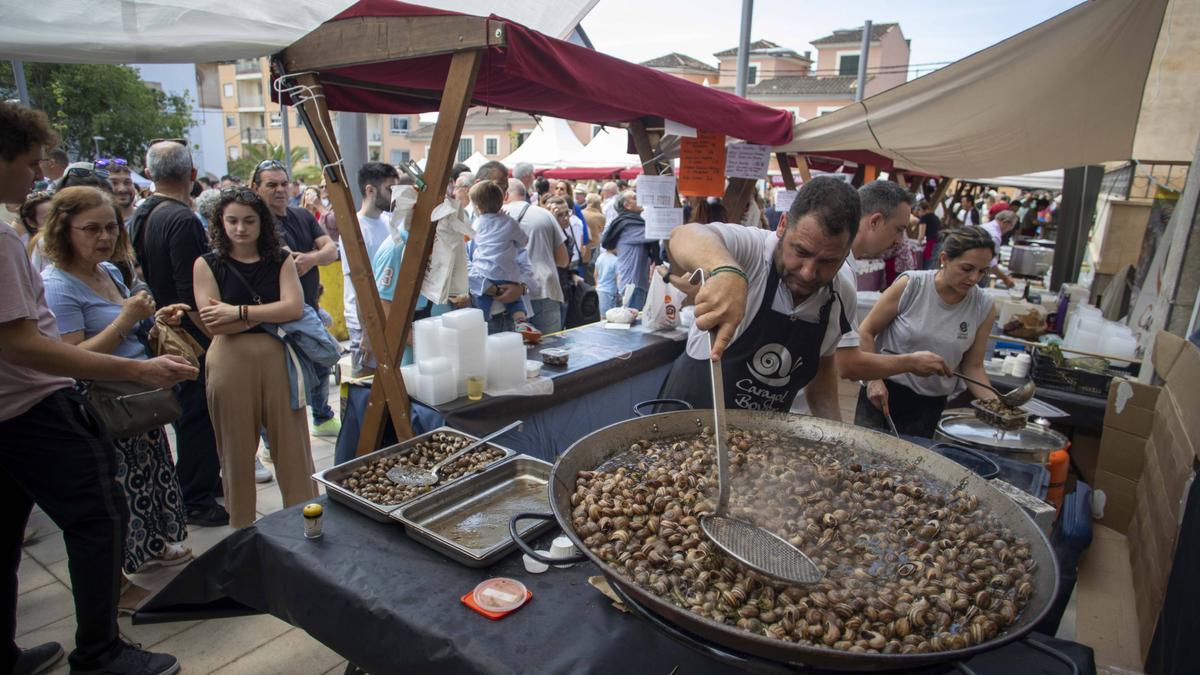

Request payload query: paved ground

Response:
[16,425,348,675]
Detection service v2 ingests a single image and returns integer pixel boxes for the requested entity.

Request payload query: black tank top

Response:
[202,252,283,306]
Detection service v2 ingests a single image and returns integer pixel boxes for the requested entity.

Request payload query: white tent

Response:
[462,151,490,174]
[0,0,598,63]
[499,117,584,169]
[774,0,1198,177]
[561,127,641,169]
[960,170,1064,192]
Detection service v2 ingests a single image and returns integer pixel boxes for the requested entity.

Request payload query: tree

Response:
[227,142,308,183]
[0,62,192,163]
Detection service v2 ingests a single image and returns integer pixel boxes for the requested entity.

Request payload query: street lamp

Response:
[92,135,105,160]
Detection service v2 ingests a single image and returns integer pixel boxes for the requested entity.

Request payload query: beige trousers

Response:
[206,332,317,528]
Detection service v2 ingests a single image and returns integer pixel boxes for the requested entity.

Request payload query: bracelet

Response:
[710,265,749,284]
[240,305,249,322]
[111,321,130,339]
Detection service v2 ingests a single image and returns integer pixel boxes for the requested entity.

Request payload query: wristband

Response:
[710,265,749,284]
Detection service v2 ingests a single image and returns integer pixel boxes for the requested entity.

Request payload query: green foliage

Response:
[0,62,193,164]
[294,166,324,184]
[227,142,308,183]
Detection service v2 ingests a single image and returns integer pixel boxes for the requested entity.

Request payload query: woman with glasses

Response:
[192,187,316,528]
[38,186,194,601]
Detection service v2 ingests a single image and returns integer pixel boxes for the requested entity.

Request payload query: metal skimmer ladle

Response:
[386,421,522,487]
[690,269,823,585]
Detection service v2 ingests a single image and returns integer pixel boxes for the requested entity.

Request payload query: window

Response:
[484,136,499,156]
[390,115,410,135]
[225,115,236,128]
[516,131,531,148]
[228,146,240,160]
[223,83,233,97]
[778,107,803,122]
[390,149,411,166]
[838,52,860,77]
[747,64,758,86]
[269,112,282,127]
[457,138,473,162]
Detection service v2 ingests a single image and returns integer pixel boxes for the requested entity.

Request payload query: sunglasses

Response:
[95,157,128,169]
[66,166,110,180]
[252,159,288,184]
[220,187,260,202]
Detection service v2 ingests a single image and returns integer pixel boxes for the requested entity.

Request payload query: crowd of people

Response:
[2,95,1032,674]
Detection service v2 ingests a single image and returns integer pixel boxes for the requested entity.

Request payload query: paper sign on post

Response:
[665,119,697,138]
[774,189,797,214]
[643,207,684,240]
[678,131,726,198]
[724,143,771,180]
[636,174,677,209]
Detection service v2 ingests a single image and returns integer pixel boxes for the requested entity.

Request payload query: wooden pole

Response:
[356,49,484,456]
[796,154,813,184]
[776,152,796,191]
[291,73,412,447]
[929,177,952,209]
[628,119,661,176]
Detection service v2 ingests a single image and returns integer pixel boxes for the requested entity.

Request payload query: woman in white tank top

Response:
[854,226,1000,437]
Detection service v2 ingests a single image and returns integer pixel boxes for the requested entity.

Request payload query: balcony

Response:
[235,59,263,79]
[368,131,382,145]
[241,128,268,144]
[237,95,265,113]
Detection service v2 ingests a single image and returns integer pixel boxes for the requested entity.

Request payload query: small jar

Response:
[302,503,324,539]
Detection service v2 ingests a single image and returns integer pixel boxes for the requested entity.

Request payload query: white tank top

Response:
[877,270,993,397]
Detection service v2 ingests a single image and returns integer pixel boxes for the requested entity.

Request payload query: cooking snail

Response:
[570,427,1036,654]
[340,432,506,505]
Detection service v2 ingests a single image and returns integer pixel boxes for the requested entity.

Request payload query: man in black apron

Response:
[660,177,861,418]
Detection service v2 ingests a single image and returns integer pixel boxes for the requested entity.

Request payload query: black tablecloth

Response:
[136,497,1095,675]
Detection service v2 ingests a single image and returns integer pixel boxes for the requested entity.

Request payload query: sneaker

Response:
[185,504,230,527]
[13,641,63,675]
[254,457,273,484]
[312,418,341,438]
[69,642,179,675]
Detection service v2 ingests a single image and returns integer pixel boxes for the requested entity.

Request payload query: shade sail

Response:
[0,0,596,63]
[562,127,641,169]
[498,117,585,169]
[279,1,793,146]
[960,170,1065,191]
[775,0,1191,176]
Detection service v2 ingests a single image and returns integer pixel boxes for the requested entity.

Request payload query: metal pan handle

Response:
[633,399,693,417]
[508,513,588,564]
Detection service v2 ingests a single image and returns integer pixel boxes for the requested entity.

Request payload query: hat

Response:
[573,184,586,194]
[987,201,1011,218]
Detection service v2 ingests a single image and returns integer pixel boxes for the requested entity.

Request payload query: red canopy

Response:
[541,167,625,181]
[279,1,793,146]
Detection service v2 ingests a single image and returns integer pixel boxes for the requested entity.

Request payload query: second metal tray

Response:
[313,426,516,522]
[393,455,554,567]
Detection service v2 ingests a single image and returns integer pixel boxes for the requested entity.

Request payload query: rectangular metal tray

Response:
[392,455,554,567]
[313,426,517,523]
[971,398,1028,430]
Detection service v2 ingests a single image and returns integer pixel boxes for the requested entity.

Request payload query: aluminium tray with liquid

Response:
[313,426,516,522]
[392,455,554,567]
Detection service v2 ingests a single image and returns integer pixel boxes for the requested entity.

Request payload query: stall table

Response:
[336,323,687,463]
[136,497,1095,675]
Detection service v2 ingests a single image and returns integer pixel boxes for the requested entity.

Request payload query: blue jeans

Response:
[530,298,563,334]
[598,290,621,317]
[310,364,334,424]
[627,286,648,312]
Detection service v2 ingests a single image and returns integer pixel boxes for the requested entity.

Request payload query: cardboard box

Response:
[1073,525,1143,673]
[1096,428,1147,481]
[1104,378,1160,437]
[1095,468,1138,531]
[1070,430,1102,485]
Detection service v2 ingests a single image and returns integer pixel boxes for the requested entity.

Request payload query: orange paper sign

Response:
[678,130,726,198]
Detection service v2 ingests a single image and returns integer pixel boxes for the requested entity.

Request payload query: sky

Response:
[580,0,1082,81]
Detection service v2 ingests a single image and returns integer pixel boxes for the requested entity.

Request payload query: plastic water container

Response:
[416,368,457,405]
[418,356,451,376]
[486,332,526,392]
[400,364,419,393]
[440,307,485,330]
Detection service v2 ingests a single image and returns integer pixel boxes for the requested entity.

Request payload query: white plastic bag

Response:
[641,265,686,332]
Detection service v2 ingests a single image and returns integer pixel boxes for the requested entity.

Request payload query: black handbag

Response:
[86,380,181,439]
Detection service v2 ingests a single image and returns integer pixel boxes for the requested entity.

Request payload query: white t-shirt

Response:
[503,202,566,303]
[836,251,860,349]
[981,220,1003,267]
[340,211,392,332]
[684,224,854,361]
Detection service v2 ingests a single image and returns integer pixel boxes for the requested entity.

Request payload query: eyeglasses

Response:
[220,187,260,202]
[94,157,128,169]
[65,166,110,180]
[150,138,188,147]
[72,223,121,237]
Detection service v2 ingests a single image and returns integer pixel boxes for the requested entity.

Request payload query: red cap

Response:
[988,201,1011,218]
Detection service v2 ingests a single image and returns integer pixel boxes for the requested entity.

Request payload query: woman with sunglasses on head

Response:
[192,187,316,528]
[38,186,194,604]
[13,190,52,246]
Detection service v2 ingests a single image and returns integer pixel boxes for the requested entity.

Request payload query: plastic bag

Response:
[641,265,686,332]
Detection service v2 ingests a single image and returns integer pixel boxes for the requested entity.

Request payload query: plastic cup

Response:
[466,375,486,401]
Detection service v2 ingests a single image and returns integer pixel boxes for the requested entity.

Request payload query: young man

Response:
[342,162,400,377]
[253,160,340,436]
[101,158,137,222]
[1,101,194,675]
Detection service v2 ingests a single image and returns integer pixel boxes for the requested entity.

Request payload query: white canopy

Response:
[775,0,1197,176]
[562,127,641,168]
[462,151,491,174]
[499,117,585,169]
[0,0,598,63]
[960,170,1064,192]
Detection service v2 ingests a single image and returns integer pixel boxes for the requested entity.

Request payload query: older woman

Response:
[855,226,999,437]
[39,186,193,580]
[192,187,315,528]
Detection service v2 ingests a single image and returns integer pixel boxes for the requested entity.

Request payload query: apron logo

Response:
[748,344,802,388]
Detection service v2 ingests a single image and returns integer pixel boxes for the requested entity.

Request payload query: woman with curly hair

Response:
[14,189,51,245]
[38,186,194,588]
[192,187,315,528]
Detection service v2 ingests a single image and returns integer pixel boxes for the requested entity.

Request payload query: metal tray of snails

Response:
[393,455,554,567]
[313,427,515,523]
[971,398,1028,431]
[546,409,1059,670]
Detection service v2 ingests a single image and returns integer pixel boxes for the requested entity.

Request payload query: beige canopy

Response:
[775,0,1198,177]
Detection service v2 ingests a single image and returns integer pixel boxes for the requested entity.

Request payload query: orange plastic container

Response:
[1045,445,1071,512]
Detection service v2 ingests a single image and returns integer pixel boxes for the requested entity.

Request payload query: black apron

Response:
[659,264,849,411]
